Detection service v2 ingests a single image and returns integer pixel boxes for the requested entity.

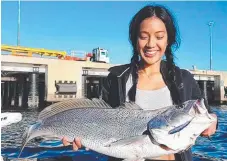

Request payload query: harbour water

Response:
[1,105,227,161]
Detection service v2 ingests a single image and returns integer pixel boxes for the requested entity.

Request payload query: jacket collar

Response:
[109,60,170,77]
[108,60,183,105]
[108,64,131,77]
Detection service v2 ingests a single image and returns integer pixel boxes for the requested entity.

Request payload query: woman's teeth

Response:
[145,51,157,55]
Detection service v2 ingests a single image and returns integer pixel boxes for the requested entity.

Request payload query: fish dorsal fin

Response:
[38,98,111,121]
[91,98,112,108]
[119,102,143,110]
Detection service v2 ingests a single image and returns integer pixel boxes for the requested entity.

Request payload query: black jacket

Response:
[101,61,210,161]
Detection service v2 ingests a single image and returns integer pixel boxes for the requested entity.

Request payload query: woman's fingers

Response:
[62,136,70,146]
[62,136,84,151]
[72,137,82,151]
[75,137,82,148]
[72,139,79,151]
[201,114,217,137]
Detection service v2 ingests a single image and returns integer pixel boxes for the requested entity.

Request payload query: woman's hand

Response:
[62,137,82,151]
[201,114,217,137]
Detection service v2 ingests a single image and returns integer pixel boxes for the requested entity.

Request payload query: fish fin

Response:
[104,135,147,147]
[38,98,111,120]
[168,120,192,134]
[18,122,42,158]
[119,102,143,110]
[91,98,112,108]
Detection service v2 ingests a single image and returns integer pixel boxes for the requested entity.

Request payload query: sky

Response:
[1,1,227,71]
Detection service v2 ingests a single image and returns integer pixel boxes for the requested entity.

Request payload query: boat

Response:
[1,112,22,127]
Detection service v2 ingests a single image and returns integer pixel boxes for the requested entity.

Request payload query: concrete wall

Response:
[46,59,113,101]
[2,55,227,103]
[1,55,113,102]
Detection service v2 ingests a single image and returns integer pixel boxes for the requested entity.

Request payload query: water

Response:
[191,105,227,161]
[1,106,227,161]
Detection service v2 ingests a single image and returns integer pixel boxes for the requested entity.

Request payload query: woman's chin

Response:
[142,57,162,66]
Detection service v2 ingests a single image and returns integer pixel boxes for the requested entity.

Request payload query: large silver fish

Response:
[19,98,216,161]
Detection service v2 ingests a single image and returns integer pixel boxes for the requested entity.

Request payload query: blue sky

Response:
[2,1,227,71]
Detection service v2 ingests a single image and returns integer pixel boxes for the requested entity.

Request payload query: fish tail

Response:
[18,122,41,158]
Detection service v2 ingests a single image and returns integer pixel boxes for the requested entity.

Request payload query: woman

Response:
[63,4,217,161]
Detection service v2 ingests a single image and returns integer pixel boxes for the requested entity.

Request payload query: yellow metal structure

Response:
[1,44,66,58]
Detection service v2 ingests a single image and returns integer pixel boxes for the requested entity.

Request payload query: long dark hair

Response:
[128,4,181,102]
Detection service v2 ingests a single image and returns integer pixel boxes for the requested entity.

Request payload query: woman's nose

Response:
[146,38,156,48]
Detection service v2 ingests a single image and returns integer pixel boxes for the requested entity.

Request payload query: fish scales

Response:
[40,108,165,142]
[33,107,171,159]
[19,98,216,161]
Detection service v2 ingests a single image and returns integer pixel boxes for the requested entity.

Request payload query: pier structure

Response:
[1,45,227,109]
[189,69,227,104]
[1,54,113,109]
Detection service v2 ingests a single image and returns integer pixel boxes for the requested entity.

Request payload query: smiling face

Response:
[137,16,168,66]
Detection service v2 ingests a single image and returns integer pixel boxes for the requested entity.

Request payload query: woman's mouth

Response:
[144,50,158,57]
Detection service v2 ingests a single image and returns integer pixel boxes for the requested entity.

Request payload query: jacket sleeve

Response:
[101,73,111,105]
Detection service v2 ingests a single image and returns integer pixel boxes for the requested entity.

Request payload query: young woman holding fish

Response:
[62,4,217,161]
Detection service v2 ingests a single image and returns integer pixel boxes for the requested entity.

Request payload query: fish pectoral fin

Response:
[122,158,145,161]
[168,120,192,134]
[104,135,147,147]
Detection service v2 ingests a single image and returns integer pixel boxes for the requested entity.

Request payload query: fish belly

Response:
[81,135,176,160]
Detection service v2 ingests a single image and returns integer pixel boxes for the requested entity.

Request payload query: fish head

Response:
[147,114,169,131]
[147,108,193,151]
[148,99,216,152]
[147,107,193,135]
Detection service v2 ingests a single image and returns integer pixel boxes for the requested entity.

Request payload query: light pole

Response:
[208,21,214,70]
[17,0,20,46]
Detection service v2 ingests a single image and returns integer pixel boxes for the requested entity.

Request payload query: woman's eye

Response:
[140,36,149,40]
[157,36,164,40]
